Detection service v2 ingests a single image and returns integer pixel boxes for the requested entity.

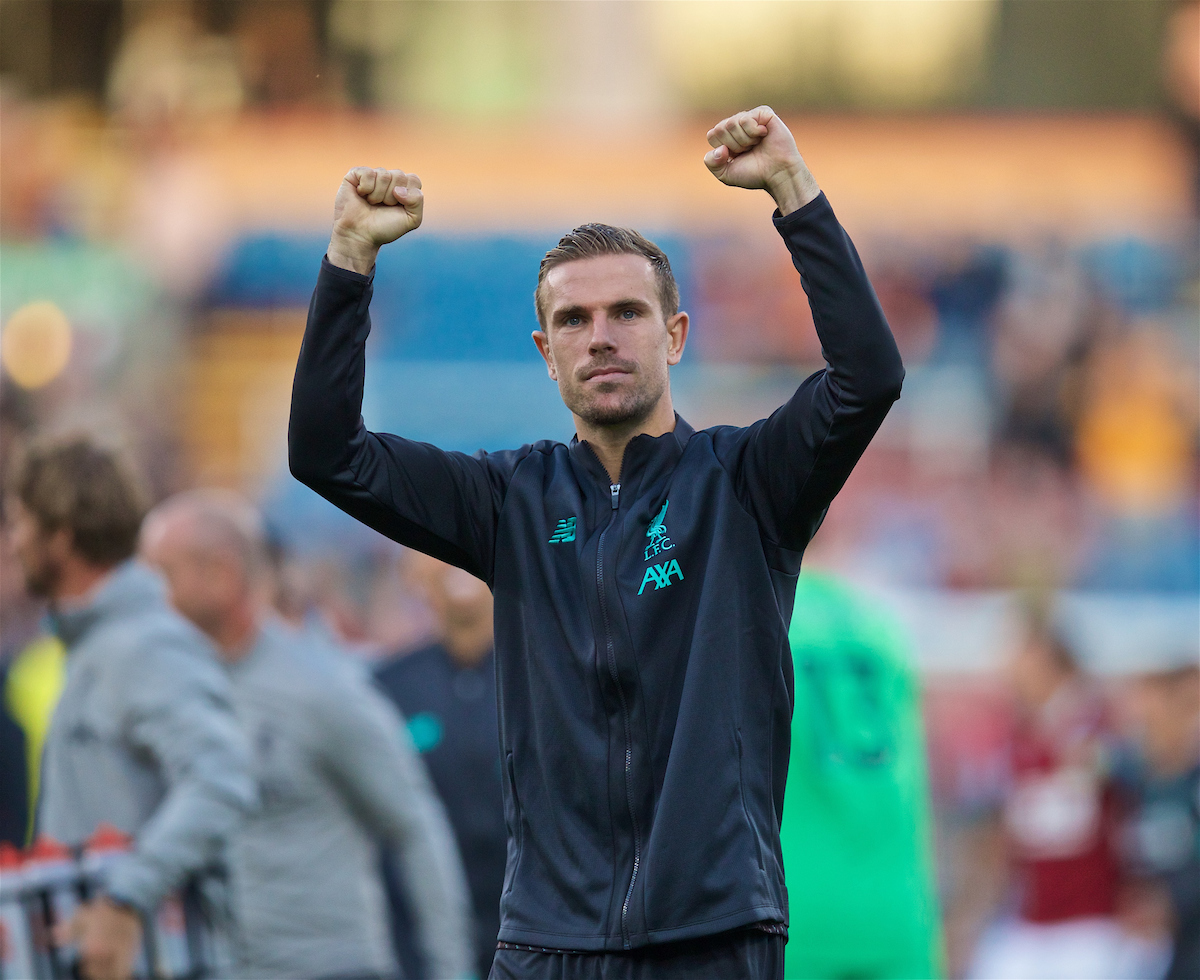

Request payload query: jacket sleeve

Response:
[105,632,256,912]
[288,258,514,584]
[313,675,475,980]
[710,192,904,553]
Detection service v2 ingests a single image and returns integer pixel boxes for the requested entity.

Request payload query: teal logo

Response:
[639,559,684,595]
[406,712,443,753]
[644,500,674,561]
[549,517,576,544]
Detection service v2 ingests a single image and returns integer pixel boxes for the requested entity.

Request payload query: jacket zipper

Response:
[596,479,641,948]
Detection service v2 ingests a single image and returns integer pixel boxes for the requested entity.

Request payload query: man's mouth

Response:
[582,364,634,381]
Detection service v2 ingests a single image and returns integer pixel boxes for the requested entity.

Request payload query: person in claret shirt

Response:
[968,609,1164,980]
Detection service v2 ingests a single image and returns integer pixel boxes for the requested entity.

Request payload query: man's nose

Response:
[588,314,617,354]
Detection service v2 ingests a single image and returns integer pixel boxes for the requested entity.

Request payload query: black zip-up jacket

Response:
[289,192,903,952]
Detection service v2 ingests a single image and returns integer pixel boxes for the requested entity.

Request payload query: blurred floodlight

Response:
[1,301,73,389]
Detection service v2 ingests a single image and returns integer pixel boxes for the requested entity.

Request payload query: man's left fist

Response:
[704,106,820,216]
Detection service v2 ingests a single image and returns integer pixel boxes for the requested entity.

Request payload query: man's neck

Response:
[443,621,493,669]
[575,395,677,484]
[52,560,116,609]
[213,606,262,664]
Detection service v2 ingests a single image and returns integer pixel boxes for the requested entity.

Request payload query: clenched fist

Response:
[704,107,820,216]
[327,166,424,274]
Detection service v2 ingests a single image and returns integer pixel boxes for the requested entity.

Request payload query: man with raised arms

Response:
[289,107,904,980]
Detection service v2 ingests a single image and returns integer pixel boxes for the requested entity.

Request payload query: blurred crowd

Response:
[800,232,1198,597]
[1,2,1198,979]
[929,605,1199,980]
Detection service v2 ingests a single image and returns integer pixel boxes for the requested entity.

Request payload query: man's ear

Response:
[665,311,689,366]
[532,330,558,381]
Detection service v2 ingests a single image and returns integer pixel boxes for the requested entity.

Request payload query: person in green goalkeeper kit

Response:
[782,572,943,980]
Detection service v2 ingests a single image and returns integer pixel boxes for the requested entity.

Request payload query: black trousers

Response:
[488,930,785,980]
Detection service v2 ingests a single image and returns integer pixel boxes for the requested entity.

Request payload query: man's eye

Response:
[621,309,637,320]
[565,315,582,326]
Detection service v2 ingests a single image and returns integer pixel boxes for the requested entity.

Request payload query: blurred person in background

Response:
[141,490,474,980]
[1115,659,1200,980]
[105,0,242,298]
[781,571,943,979]
[0,669,27,845]
[6,434,255,980]
[0,502,65,848]
[0,388,61,848]
[1162,0,1200,210]
[375,551,507,980]
[267,544,435,659]
[968,606,1156,980]
[1,628,65,845]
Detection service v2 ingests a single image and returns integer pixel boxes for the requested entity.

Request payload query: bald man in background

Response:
[141,491,473,980]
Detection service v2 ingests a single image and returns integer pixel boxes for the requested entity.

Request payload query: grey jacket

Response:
[224,622,474,980]
[39,561,256,913]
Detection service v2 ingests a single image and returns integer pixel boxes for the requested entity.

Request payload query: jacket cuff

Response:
[321,254,375,286]
[103,854,164,915]
[771,191,830,234]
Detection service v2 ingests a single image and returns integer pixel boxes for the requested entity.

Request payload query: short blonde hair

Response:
[535,223,679,327]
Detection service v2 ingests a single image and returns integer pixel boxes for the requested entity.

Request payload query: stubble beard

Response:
[21,551,61,599]
[562,371,666,430]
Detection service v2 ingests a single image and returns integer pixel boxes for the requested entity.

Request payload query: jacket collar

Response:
[569,414,694,493]
[47,560,167,650]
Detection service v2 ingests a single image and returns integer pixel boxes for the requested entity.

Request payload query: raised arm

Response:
[705,107,904,551]
[288,168,509,581]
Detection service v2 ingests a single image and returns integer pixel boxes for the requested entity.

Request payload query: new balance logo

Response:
[638,559,684,595]
[548,517,576,544]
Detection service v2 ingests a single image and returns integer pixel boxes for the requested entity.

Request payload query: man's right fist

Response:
[327,167,423,274]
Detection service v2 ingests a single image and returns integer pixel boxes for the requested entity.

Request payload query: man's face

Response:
[408,551,492,633]
[1007,634,1068,710]
[141,515,238,638]
[533,254,688,429]
[1123,670,1200,771]
[6,498,69,599]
